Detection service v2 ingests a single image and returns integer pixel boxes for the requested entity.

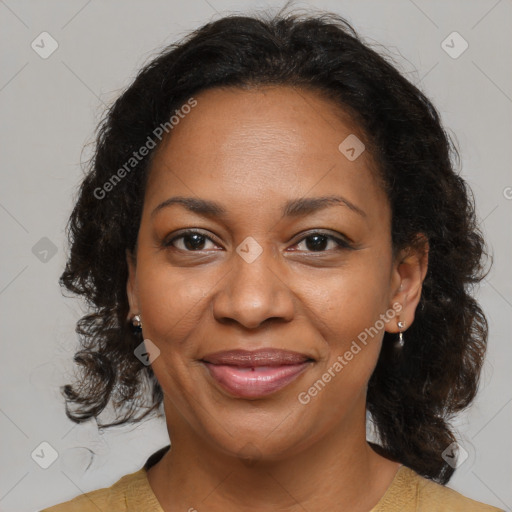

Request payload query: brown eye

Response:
[165,230,218,251]
[292,232,352,252]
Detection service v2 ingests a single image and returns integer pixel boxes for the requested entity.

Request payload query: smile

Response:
[200,348,315,399]
[201,361,313,399]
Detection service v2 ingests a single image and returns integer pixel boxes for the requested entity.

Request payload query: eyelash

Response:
[164,229,353,253]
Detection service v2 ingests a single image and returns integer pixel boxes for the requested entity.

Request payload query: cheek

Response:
[295,280,387,423]
[135,257,219,344]
[301,255,392,392]
[302,259,391,340]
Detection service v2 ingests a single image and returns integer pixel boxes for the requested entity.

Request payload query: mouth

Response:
[200,348,315,399]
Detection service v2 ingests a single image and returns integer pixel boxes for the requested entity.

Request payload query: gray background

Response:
[0,0,510,510]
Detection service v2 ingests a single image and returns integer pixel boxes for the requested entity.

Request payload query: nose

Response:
[212,243,295,329]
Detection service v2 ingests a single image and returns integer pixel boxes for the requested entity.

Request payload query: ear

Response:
[386,234,429,333]
[126,248,140,321]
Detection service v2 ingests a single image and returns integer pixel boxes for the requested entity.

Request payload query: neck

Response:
[147,399,401,512]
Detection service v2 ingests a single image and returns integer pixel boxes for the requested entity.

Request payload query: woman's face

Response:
[127,86,420,461]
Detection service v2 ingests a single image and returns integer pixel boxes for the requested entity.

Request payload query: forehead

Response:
[144,86,387,223]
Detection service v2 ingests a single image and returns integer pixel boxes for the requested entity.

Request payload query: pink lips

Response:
[201,349,313,399]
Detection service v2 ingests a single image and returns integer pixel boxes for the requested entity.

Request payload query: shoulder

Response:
[39,468,147,512]
[387,466,504,511]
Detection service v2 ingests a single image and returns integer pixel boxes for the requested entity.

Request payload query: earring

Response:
[396,320,405,348]
[131,314,142,331]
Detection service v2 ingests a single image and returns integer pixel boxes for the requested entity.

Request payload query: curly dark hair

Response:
[59,6,489,485]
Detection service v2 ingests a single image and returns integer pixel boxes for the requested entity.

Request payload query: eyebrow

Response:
[151,194,367,220]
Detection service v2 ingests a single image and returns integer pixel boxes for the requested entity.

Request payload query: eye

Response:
[164,230,219,251]
[291,231,352,252]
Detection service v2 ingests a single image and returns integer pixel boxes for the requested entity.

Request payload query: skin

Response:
[126,85,428,511]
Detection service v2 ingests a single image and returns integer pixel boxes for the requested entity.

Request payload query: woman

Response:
[41,7,502,512]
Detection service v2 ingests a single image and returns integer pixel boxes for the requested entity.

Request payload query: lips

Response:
[201,349,314,398]
[202,348,312,366]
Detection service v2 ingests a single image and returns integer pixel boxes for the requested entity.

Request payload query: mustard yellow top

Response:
[41,448,503,512]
